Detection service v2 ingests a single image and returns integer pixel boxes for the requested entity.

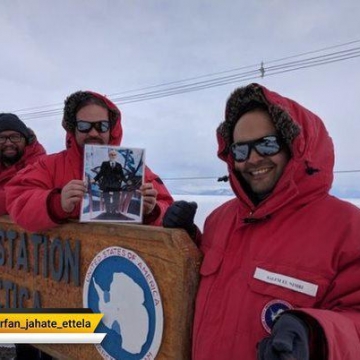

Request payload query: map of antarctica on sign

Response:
[93,273,149,354]
[83,246,163,360]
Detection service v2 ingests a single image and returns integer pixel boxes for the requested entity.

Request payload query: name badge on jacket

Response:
[254,267,318,297]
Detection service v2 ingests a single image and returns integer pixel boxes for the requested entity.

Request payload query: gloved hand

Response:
[162,201,198,237]
[257,313,309,360]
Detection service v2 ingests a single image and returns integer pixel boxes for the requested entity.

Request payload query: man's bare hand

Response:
[140,183,158,215]
[61,180,87,213]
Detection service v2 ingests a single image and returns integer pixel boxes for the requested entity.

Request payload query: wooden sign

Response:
[0,216,202,360]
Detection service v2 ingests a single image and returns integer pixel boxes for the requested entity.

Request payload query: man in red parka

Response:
[5,91,173,232]
[0,113,45,215]
[164,83,360,359]
[0,113,47,359]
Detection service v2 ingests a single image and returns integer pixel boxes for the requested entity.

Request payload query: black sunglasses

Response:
[76,120,110,133]
[230,135,283,162]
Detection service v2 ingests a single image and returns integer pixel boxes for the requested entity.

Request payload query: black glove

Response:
[257,313,309,360]
[163,201,198,237]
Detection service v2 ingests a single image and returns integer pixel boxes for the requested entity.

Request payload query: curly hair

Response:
[218,84,300,154]
[62,91,119,132]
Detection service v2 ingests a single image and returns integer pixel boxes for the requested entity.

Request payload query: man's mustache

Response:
[1,145,17,150]
[84,137,105,144]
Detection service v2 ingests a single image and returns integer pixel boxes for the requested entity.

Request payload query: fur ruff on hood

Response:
[61,90,123,149]
[218,83,301,156]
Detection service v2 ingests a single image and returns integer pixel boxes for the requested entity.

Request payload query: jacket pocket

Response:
[199,247,224,276]
[248,261,331,308]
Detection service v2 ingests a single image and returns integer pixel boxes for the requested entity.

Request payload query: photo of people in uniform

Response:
[81,145,145,223]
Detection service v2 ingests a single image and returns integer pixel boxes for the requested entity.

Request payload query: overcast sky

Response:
[1,0,360,196]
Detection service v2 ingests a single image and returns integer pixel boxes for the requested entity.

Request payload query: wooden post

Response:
[0,216,202,360]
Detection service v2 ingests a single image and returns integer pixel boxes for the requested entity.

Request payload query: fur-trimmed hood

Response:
[62,90,123,150]
[217,83,334,215]
[218,84,300,152]
[60,90,123,170]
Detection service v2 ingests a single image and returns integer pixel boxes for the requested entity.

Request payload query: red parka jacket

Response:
[5,92,173,232]
[193,84,360,359]
[0,133,45,215]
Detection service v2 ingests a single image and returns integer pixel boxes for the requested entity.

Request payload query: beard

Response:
[234,170,271,205]
[0,147,24,166]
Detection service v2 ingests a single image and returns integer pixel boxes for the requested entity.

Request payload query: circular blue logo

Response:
[261,299,293,333]
[83,247,163,359]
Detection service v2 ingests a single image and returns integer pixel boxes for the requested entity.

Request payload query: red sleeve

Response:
[143,166,173,226]
[5,159,60,232]
[0,189,7,216]
[47,189,73,223]
[292,216,360,359]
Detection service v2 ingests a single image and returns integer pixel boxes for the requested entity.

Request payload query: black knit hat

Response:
[218,84,300,153]
[0,113,31,143]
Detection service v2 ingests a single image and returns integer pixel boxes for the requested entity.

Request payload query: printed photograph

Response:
[81,145,145,223]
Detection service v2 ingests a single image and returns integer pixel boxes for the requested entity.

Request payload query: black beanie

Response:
[0,113,31,142]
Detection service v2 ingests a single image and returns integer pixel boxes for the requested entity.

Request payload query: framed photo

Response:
[80,144,145,223]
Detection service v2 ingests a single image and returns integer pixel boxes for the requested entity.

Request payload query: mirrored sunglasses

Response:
[230,135,283,162]
[76,120,110,133]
